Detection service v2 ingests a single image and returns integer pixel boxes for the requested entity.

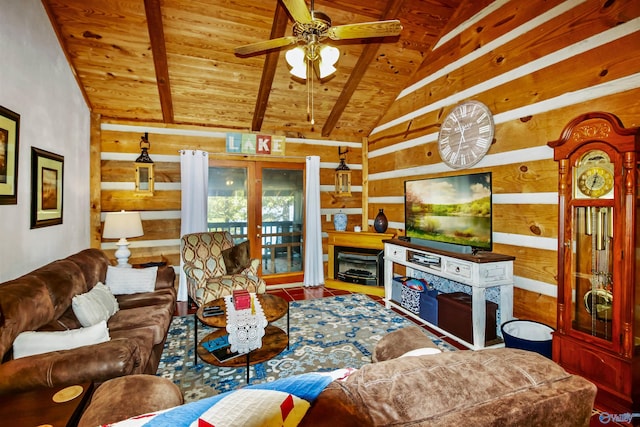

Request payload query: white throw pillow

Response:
[72,282,119,327]
[106,266,158,295]
[13,320,110,359]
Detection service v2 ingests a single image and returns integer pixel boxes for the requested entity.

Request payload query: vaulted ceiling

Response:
[42,0,463,139]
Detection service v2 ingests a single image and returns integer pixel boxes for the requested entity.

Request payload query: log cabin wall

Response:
[367,0,640,326]
[93,120,363,278]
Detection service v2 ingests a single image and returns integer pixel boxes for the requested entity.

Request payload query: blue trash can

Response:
[501,320,554,359]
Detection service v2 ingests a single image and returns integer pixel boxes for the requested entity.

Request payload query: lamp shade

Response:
[103,211,143,239]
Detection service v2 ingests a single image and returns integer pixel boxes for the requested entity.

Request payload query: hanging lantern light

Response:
[134,132,154,194]
[335,147,351,197]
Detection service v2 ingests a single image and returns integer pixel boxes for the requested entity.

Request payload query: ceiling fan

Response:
[234,0,403,70]
[235,0,402,125]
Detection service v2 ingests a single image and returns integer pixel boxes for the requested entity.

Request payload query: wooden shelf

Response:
[383,240,514,350]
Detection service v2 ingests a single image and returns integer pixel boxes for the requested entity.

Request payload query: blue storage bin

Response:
[419,289,438,325]
[391,277,404,303]
[392,276,419,303]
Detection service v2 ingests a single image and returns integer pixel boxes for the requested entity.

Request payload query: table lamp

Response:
[102,210,144,268]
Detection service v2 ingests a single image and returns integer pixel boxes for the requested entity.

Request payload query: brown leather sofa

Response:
[80,326,598,427]
[0,248,176,395]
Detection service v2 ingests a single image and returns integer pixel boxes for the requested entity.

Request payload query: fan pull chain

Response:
[306,55,315,125]
[306,64,310,122]
[311,65,315,125]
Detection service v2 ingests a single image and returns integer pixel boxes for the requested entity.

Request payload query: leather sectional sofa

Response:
[0,248,176,395]
[79,325,598,426]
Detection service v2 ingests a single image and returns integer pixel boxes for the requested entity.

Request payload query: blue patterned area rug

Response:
[157,293,456,402]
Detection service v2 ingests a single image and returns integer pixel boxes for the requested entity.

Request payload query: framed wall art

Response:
[0,105,20,205]
[30,147,63,228]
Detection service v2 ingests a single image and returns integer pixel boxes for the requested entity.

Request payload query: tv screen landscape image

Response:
[405,172,492,251]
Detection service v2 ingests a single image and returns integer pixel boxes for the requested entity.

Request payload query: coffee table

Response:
[195,293,289,382]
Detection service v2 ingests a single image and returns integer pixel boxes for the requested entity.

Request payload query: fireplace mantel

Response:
[326,231,395,296]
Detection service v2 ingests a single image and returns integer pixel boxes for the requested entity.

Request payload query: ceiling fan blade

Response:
[235,36,299,56]
[328,20,403,40]
[281,0,313,24]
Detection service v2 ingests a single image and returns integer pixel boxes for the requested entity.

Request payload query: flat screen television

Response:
[404,172,492,253]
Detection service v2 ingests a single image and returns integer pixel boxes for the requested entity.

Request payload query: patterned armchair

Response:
[181,231,266,306]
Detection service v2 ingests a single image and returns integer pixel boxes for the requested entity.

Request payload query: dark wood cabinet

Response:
[548,112,639,412]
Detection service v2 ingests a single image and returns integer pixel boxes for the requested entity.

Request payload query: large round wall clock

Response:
[438,100,495,169]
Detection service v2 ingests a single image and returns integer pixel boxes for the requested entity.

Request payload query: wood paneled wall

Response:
[93,121,363,273]
[90,0,640,328]
[367,0,640,326]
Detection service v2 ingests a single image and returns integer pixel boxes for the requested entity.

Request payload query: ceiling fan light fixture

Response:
[318,45,339,78]
[317,61,336,79]
[319,44,339,64]
[286,44,339,80]
[286,46,308,79]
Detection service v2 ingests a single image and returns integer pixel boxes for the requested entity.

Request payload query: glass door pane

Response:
[207,161,304,280]
[207,166,249,242]
[260,167,304,275]
[571,205,614,341]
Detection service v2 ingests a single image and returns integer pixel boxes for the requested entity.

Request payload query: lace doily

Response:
[224,293,267,354]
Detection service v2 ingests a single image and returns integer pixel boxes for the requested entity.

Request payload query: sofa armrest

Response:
[154,265,176,290]
[0,338,141,395]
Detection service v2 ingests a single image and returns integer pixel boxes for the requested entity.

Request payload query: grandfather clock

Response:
[548,112,639,412]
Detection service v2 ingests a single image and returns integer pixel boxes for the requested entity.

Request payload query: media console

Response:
[383,239,515,350]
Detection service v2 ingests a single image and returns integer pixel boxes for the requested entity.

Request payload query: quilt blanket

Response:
[104,370,352,427]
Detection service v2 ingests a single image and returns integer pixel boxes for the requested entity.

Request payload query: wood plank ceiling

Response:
[42,0,462,139]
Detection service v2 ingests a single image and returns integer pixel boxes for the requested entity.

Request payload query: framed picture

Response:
[30,147,63,228]
[0,106,20,205]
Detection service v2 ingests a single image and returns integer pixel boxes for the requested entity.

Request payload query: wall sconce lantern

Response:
[134,133,154,194]
[335,147,351,197]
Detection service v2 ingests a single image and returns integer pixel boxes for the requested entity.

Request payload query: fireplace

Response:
[334,246,384,286]
[326,231,395,292]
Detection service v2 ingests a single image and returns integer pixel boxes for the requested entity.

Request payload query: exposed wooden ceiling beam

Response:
[322,0,405,137]
[144,0,174,123]
[252,2,290,131]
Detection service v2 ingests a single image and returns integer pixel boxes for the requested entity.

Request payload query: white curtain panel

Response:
[303,155,324,287]
[178,150,209,301]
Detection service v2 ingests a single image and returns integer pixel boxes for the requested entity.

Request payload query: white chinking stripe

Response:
[374,15,640,135]
[400,0,586,99]
[100,123,361,149]
[100,211,182,220]
[367,193,557,205]
[431,0,514,51]
[369,72,640,161]
[514,276,557,298]
[369,145,552,178]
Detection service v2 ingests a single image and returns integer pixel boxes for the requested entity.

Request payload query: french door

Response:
[207,159,304,282]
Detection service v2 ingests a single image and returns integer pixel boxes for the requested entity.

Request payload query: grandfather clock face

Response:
[574,150,614,200]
